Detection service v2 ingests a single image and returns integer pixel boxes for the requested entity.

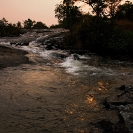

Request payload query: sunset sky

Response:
[0,0,61,26]
[0,0,132,26]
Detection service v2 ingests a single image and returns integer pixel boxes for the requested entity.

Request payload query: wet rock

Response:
[41,39,61,50]
[102,99,110,110]
[116,85,133,92]
[73,54,80,60]
[10,42,29,46]
[114,123,131,133]
[51,46,58,50]
[117,111,125,124]
[92,119,114,133]
[117,90,130,98]
[101,85,133,132]
[41,129,51,133]
[114,112,131,133]
[45,45,53,50]
[10,42,16,45]
[69,50,90,55]
[51,53,68,59]
[15,42,21,46]
[119,85,126,90]
[102,98,133,109]
[92,118,131,133]
[113,111,131,133]
[111,101,133,106]
[117,86,132,98]
[21,42,29,46]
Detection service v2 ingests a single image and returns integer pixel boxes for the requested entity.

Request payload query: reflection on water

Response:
[65,109,74,115]
[1,36,133,132]
[97,81,108,91]
[85,95,99,111]
[86,95,93,103]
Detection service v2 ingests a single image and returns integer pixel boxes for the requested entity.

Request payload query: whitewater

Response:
[0,28,133,133]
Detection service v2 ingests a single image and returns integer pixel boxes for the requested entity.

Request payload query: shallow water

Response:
[0,30,133,133]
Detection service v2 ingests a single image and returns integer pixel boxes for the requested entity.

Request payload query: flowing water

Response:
[0,29,133,133]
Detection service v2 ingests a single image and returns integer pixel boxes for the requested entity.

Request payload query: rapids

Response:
[0,29,133,133]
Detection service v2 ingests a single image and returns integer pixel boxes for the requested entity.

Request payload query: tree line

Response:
[0,18,49,37]
[55,0,133,57]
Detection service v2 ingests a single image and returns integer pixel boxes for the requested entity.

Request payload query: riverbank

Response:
[0,45,31,69]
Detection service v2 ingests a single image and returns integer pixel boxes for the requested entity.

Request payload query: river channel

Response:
[0,29,133,133]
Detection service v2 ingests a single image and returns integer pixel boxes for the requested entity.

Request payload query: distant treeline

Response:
[55,0,133,57]
[0,18,61,37]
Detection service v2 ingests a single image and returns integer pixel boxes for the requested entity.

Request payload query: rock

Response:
[45,45,53,50]
[93,119,114,133]
[114,124,131,133]
[73,54,80,60]
[119,85,126,90]
[92,118,131,133]
[21,42,29,46]
[16,42,21,46]
[102,99,110,110]
[110,101,133,106]
[10,42,16,45]
[51,46,58,50]
[101,85,133,132]
[51,53,68,59]
[114,112,131,133]
[117,89,130,98]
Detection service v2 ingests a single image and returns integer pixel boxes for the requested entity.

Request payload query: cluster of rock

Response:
[9,28,68,51]
[95,85,133,133]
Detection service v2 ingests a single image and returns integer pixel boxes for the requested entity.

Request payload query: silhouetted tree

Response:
[70,0,122,19]
[0,18,21,36]
[115,1,133,21]
[55,0,82,30]
[0,17,8,26]
[33,21,48,29]
[50,24,61,28]
[24,18,35,29]
[17,21,22,29]
[107,0,122,18]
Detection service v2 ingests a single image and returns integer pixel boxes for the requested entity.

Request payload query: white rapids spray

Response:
[0,28,124,76]
[60,54,115,76]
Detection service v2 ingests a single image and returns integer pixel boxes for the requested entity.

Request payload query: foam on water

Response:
[78,55,90,60]
[0,42,10,45]
[60,55,116,76]
[36,35,49,42]
[20,46,35,52]
[0,31,117,77]
[39,51,54,58]
[60,55,101,75]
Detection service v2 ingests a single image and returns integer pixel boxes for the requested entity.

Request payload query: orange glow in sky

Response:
[0,0,132,26]
[0,0,61,26]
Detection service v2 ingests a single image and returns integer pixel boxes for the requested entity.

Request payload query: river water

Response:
[0,29,133,133]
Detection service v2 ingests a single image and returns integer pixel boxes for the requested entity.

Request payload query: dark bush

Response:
[63,15,133,56]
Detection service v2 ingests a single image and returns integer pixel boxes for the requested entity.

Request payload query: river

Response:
[0,29,133,133]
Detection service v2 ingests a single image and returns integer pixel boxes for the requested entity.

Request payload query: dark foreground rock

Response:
[102,85,133,133]
[0,45,31,69]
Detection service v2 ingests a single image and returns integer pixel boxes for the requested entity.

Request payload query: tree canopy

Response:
[56,0,133,56]
[63,0,122,18]
[115,1,133,20]
[23,18,36,29]
[0,18,49,36]
[33,21,48,29]
[55,0,82,30]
